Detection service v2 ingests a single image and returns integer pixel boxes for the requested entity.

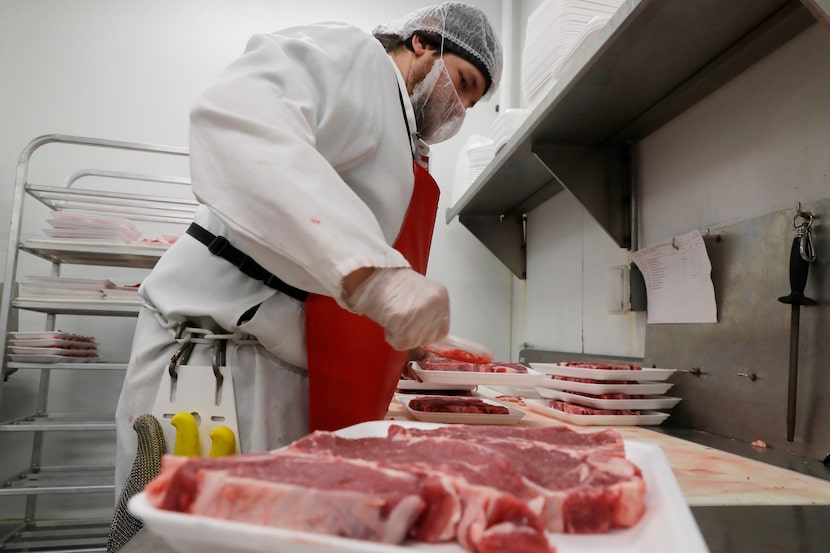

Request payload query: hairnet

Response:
[373,2,503,100]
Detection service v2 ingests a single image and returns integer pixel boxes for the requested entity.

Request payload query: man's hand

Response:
[344,267,450,350]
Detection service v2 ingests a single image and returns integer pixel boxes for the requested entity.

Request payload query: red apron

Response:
[305,160,440,432]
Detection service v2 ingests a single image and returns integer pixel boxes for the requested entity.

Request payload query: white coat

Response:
[114,22,422,496]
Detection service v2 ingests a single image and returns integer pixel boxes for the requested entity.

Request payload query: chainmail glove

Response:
[107,414,166,552]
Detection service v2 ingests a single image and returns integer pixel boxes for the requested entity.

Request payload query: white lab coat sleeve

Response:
[188,24,411,303]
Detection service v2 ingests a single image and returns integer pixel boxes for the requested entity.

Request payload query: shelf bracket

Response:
[531,143,632,249]
[458,214,526,279]
[801,0,830,30]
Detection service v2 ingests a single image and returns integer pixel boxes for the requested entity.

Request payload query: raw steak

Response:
[477,362,528,374]
[551,400,639,416]
[560,362,641,370]
[421,360,529,374]
[554,375,635,384]
[388,425,646,533]
[145,452,427,544]
[146,424,647,553]
[568,391,645,400]
[422,359,478,372]
[409,396,510,415]
[288,431,552,553]
[386,424,625,457]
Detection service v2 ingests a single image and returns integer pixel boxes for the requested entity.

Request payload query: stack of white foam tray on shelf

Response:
[44,211,143,243]
[490,108,530,154]
[7,331,100,363]
[18,276,142,304]
[526,361,680,426]
[522,0,624,108]
[452,134,495,206]
[19,276,115,300]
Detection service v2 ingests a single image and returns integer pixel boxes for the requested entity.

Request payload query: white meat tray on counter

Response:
[129,420,709,553]
[525,399,671,426]
[409,361,543,387]
[530,363,676,381]
[395,394,525,425]
[535,388,683,411]
[395,379,477,393]
[536,376,674,395]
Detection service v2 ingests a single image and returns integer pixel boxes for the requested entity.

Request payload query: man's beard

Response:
[410,58,465,145]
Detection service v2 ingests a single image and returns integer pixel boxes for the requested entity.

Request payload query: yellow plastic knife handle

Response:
[209,425,237,457]
[170,412,201,457]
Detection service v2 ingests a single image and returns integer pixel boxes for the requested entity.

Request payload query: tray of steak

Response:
[396,394,524,425]
[535,388,682,410]
[128,420,708,553]
[8,331,96,342]
[525,398,671,426]
[9,354,100,363]
[411,360,543,387]
[536,375,674,395]
[530,361,676,381]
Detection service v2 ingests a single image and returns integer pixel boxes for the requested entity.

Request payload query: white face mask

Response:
[410,57,466,145]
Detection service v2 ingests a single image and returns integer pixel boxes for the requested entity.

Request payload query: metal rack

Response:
[0,134,194,552]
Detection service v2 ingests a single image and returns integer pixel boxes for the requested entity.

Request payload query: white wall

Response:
[639,24,830,244]
[513,19,830,360]
[0,0,510,520]
[0,0,511,357]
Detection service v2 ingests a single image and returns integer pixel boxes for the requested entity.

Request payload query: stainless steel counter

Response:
[692,505,830,553]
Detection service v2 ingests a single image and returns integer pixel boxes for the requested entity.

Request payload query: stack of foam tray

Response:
[7,330,100,363]
[526,361,680,426]
[521,0,624,108]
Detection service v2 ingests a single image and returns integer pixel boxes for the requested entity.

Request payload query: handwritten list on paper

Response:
[631,229,717,324]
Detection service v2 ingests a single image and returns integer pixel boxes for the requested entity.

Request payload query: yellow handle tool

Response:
[170,412,201,457]
[209,425,237,457]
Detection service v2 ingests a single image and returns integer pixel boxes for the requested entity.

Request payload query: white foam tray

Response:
[129,420,708,553]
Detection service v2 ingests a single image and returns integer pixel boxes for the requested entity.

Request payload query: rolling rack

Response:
[0,135,196,552]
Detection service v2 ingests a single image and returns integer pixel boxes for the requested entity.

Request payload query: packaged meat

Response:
[421,359,529,374]
[536,388,683,411]
[525,398,671,426]
[530,362,676,382]
[410,362,543,388]
[477,362,528,374]
[407,396,509,415]
[397,394,524,425]
[422,335,494,364]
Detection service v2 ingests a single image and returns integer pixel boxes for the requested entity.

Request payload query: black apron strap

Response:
[397,85,416,162]
[186,223,309,302]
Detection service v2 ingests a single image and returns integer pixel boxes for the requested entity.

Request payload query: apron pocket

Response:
[238,293,307,370]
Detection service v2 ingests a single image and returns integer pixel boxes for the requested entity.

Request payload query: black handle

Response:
[778,237,816,305]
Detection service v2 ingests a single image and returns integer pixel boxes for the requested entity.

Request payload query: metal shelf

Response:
[20,239,169,269]
[0,135,192,546]
[446,0,816,278]
[7,361,126,371]
[0,466,114,496]
[0,414,116,432]
[12,299,142,316]
[25,183,196,226]
[0,518,109,553]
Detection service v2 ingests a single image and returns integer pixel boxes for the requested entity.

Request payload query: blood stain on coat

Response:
[310,217,321,224]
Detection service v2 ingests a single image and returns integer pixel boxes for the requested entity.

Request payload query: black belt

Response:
[186,223,309,302]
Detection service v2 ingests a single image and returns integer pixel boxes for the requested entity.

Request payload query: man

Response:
[113,0,501,499]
